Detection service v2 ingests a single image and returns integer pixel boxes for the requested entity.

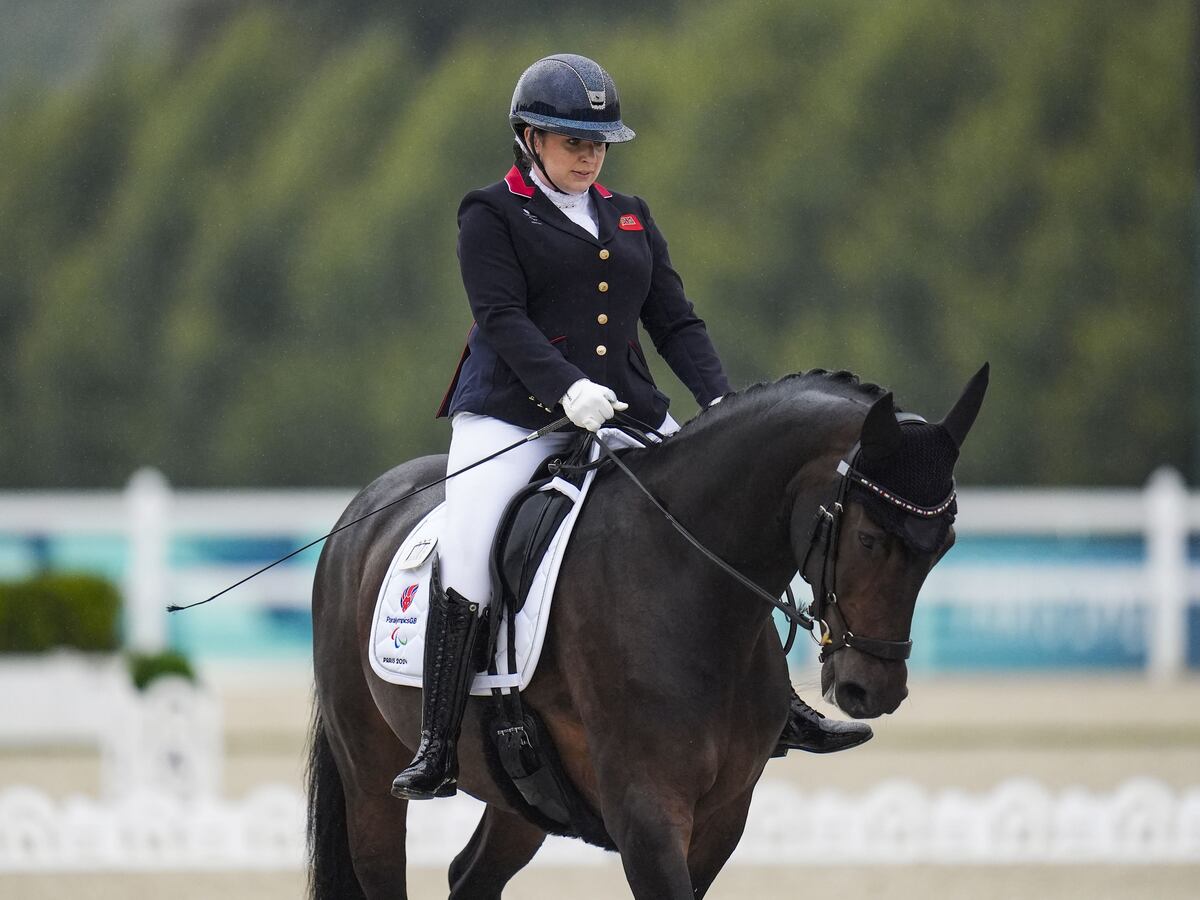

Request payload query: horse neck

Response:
[646,396,862,595]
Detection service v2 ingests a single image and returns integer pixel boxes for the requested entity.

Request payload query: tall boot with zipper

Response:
[391,559,483,800]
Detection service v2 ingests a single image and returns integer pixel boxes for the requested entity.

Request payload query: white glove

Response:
[560,378,628,432]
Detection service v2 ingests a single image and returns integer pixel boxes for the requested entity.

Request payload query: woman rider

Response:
[391,54,871,802]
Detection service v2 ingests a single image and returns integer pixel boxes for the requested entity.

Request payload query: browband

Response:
[835,460,956,518]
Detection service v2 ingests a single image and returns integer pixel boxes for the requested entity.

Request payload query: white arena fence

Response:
[0,672,1197,870]
[4,779,1199,870]
[1,460,1199,872]
[0,465,1196,676]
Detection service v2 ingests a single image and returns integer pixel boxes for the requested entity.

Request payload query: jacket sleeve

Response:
[636,198,733,406]
[457,193,588,409]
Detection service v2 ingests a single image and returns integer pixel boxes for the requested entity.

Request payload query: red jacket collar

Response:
[504,166,535,197]
[504,166,612,199]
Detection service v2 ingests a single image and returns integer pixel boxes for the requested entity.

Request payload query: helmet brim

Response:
[511,112,635,144]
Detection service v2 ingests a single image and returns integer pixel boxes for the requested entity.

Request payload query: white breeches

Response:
[438,411,679,606]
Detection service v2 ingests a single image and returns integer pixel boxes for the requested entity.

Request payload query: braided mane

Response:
[669,368,893,439]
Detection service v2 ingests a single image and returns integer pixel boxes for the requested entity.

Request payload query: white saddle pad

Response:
[368,429,644,695]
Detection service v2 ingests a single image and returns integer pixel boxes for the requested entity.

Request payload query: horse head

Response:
[797,364,989,719]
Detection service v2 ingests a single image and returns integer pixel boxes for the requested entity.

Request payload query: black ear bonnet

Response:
[838,363,986,555]
[848,416,959,553]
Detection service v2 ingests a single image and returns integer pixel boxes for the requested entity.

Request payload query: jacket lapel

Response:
[528,190,601,246]
[594,186,618,245]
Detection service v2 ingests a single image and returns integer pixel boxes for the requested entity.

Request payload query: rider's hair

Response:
[512,138,529,170]
[512,126,541,172]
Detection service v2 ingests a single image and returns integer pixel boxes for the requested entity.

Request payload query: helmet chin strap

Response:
[518,127,567,194]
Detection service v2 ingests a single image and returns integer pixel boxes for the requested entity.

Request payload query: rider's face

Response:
[528,128,606,193]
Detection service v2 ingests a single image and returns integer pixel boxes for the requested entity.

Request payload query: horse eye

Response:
[857,532,877,550]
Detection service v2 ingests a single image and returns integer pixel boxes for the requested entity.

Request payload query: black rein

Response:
[597,416,949,664]
[589,426,815,637]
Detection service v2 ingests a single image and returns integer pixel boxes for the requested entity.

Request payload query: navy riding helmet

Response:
[510,54,636,146]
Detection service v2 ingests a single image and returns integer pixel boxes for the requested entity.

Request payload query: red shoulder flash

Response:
[618,214,643,231]
[594,182,613,199]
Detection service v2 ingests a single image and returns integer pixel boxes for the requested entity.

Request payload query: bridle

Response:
[798,413,956,663]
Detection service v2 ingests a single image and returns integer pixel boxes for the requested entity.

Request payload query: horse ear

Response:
[859,392,902,461]
[940,362,990,449]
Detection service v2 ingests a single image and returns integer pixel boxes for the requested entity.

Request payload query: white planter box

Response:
[0,651,133,748]
[0,652,222,799]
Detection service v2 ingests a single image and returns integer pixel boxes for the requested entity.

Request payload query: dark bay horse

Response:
[308,366,988,899]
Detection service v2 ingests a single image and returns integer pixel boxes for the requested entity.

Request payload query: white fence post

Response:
[1145,466,1188,681]
[125,467,170,653]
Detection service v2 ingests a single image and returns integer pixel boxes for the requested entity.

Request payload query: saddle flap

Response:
[493,480,578,615]
[490,435,594,617]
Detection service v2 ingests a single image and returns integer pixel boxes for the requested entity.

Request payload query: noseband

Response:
[799,415,956,663]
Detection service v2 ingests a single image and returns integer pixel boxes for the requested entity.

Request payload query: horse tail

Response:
[306,704,366,900]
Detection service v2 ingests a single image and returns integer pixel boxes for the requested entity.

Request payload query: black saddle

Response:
[488,435,594,617]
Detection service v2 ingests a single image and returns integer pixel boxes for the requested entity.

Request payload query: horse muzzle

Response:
[822,650,909,719]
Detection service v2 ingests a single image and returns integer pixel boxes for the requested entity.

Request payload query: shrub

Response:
[126,649,196,691]
[0,573,121,652]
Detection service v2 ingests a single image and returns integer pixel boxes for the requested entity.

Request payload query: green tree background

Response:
[0,0,1193,488]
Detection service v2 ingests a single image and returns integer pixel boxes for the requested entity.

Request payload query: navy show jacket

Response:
[438,166,732,430]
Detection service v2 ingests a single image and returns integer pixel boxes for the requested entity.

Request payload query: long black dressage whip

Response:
[166,416,574,613]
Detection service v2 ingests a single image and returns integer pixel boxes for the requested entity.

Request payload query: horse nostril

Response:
[836,681,869,715]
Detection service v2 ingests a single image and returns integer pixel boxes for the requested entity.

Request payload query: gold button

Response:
[598,281,609,292]
[597,313,609,325]
[596,345,607,356]
[599,249,610,260]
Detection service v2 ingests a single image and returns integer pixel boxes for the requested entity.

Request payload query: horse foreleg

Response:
[448,803,547,900]
[686,787,755,899]
[604,787,696,899]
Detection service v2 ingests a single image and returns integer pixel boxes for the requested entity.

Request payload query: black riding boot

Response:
[771,687,873,756]
[391,570,482,801]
